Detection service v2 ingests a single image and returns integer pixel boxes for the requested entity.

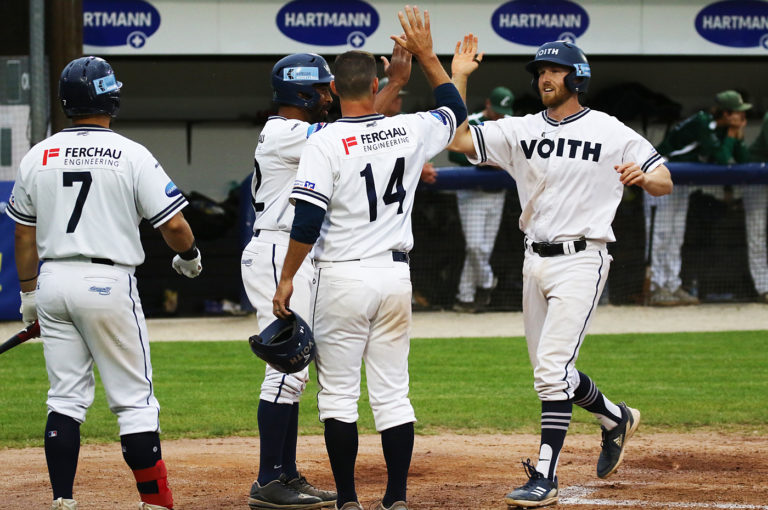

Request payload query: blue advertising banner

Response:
[0,180,21,321]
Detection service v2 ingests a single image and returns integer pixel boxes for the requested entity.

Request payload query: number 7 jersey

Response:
[291,109,456,261]
[6,125,188,266]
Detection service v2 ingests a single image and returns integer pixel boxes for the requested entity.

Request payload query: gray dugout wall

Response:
[109,55,767,201]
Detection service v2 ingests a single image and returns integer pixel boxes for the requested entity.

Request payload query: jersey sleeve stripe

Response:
[433,108,456,140]
[470,125,487,163]
[6,205,36,225]
[147,196,188,226]
[641,152,663,173]
[291,187,330,205]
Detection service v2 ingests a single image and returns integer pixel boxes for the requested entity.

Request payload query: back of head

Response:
[272,53,333,110]
[333,51,377,100]
[59,56,122,118]
[525,40,590,95]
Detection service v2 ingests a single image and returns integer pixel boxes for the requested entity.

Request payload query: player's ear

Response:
[330,80,338,96]
[372,77,379,95]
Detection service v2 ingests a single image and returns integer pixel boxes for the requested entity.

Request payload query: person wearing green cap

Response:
[644,89,752,306]
[746,112,768,303]
[448,86,515,312]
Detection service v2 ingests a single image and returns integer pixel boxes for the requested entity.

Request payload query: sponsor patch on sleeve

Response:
[307,122,326,138]
[294,179,316,190]
[430,110,448,125]
[165,181,181,197]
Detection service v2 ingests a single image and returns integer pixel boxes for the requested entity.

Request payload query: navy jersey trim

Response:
[268,115,287,121]
[147,196,188,226]
[6,204,36,224]
[128,274,155,408]
[542,108,591,126]
[292,187,330,205]
[471,125,487,163]
[61,125,113,132]
[642,152,663,173]
[337,114,386,123]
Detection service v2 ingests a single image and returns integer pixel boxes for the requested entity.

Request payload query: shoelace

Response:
[520,458,544,489]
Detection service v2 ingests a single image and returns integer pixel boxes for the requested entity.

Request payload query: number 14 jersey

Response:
[291,109,456,261]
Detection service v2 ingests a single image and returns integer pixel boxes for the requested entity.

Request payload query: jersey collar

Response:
[541,107,591,126]
[61,124,113,132]
[337,113,386,123]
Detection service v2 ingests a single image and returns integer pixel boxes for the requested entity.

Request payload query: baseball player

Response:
[272,7,467,510]
[646,90,753,306]
[242,48,413,510]
[448,38,672,507]
[7,56,202,510]
[448,86,514,313]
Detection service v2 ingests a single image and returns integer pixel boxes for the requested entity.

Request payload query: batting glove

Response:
[19,290,37,326]
[172,249,202,278]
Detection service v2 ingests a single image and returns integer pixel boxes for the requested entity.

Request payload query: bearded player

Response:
[448,37,673,507]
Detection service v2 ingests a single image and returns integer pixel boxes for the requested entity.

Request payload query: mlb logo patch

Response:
[43,148,60,165]
[47,430,58,438]
[342,136,357,155]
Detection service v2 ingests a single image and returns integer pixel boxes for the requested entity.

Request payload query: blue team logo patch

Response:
[89,286,112,295]
[276,0,379,47]
[294,179,315,189]
[430,110,448,125]
[284,67,320,81]
[93,74,120,95]
[165,181,181,197]
[491,0,589,46]
[695,0,768,49]
[306,122,326,138]
[573,63,591,77]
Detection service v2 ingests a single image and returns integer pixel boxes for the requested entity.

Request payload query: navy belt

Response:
[528,239,587,257]
[92,258,114,265]
[392,251,409,264]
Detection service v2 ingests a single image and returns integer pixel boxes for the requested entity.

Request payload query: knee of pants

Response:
[260,368,308,404]
[370,397,416,432]
[115,406,161,436]
[533,368,578,401]
[318,392,360,425]
[47,398,90,425]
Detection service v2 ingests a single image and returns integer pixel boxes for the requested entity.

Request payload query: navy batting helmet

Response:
[525,41,590,95]
[249,310,315,374]
[271,53,333,110]
[59,56,122,118]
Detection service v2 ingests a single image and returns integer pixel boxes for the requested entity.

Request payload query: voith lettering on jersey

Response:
[521,137,601,162]
[43,148,60,165]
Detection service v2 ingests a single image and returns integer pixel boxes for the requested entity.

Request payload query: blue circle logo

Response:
[276,0,379,46]
[165,181,180,197]
[83,0,161,48]
[695,0,768,48]
[491,0,589,46]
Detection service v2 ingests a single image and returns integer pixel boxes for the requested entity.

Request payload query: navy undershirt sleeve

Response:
[290,199,325,244]
[433,82,467,126]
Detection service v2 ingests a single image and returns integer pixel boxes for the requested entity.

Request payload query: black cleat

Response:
[248,479,325,509]
[505,459,558,508]
[280,472,336,506]
[597,402,641,479]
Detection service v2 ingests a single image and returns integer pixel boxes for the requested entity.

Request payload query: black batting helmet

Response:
[271,53,333,110]
[59,56,122,118]
[249,310,315,374]
[525,41,590,96]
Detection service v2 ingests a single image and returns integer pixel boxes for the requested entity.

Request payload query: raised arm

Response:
[374,37,412,114]
[446,33,482,156]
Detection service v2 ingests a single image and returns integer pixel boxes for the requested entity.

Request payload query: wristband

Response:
[178,242,199,261]
[19,275,38,283]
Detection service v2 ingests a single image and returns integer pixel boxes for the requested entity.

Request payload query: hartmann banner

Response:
[82,0,768,55]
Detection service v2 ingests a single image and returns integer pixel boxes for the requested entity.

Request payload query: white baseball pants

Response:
[37,259,160,435]
[741,185,768,294]
[522,243,611,401]
[241,231,314,404]
[313,254,415,432]
[455,190,506,302]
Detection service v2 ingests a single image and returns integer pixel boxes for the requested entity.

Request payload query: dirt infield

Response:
[2,431,767,509]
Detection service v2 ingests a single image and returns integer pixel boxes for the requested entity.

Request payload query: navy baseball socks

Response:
[45,412,81,501]
[380,422,414,508]
[324,418,359,508]
[121,432,174,509]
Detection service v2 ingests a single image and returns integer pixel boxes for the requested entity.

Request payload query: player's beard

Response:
[309,102,332,123]
[539,82,570,109]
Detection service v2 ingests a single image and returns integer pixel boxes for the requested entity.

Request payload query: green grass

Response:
[1,331,766,448]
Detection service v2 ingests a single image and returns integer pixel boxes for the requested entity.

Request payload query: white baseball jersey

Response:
[251,116,325,233]
[291,109,456,260]
[468,108,664,243]
[7,125,187,266]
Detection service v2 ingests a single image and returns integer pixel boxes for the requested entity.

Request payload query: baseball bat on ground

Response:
[642,205,657,306]
[0,320,40,355]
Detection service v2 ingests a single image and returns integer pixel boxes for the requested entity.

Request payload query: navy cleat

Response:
[505,459,558,508]
[597,402,641,479]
